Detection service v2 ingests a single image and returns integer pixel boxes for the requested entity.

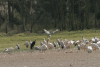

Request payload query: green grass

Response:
[0,29,100,52]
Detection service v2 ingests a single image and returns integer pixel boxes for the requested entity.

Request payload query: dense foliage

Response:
[0,0,100,33]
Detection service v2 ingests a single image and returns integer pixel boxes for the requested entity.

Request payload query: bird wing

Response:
[44,29,58,35]
[44,29,50,35]
[52,29,58,34]
[25,41,29,45]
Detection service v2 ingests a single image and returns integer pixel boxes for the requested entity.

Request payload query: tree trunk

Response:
[94,0,97,28]
[72,0,74,30]
[8,1,11,26]
[79,0,81,29]
[16,0,25,32]
[30,0,33,33]
[68,0,71,31]
[85,0,90,29]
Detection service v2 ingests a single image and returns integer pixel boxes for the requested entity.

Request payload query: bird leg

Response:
[43,49,45,53]
[93,48,96,51]
[93,48,94,51]
[95,48,96,51]
[84,48,86,51]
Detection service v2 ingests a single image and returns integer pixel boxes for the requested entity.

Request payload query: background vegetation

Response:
[0,0,100,34]
[0,29,100,52]
[0,0,100,52]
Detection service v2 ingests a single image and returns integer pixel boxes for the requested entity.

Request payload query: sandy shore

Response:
[0,48,100,67]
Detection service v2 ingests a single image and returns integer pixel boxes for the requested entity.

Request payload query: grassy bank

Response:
[0,29,100,52]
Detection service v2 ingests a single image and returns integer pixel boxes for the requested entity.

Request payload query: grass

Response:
[0,29,100,52]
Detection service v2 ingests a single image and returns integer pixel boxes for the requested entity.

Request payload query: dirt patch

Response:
[0,48,100,67]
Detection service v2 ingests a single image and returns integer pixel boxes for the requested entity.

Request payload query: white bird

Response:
[66,40,75,49]
[87,46,92,53]
[82,36,88,43]
[47,38,54,49]
[80,42,93,53]
[80,40,93,53]
[91,37,99,43]
[29,40,32,46]
[3,47,14,52]
[24,41,29,48]
[15,43,20,50]
[39,41,48,52]
[90,43,100,51]
[94,37,99,42]
[91,37,96,43]
[80,42,88,51]
[97,41,100,44]
[64,39,68,45]
[60,38,65,49]
[44,29,58,37]
[79,41,92,53]
[70,40,75,44]
[97,41,100,47]
[91,37,100,47]
[43,38,47,45]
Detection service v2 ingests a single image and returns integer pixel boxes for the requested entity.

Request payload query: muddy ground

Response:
[0,48,100,67]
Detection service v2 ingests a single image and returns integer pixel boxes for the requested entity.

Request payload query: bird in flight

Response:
[44,29,58,37]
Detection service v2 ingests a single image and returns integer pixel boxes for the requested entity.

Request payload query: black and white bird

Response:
[15,43,20,50]
[57,38,60,46]
[75,40,80,50]
[44,29,58,37]
[53,41,56,49]
[60,38,65,49]
[30,39,36,49]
